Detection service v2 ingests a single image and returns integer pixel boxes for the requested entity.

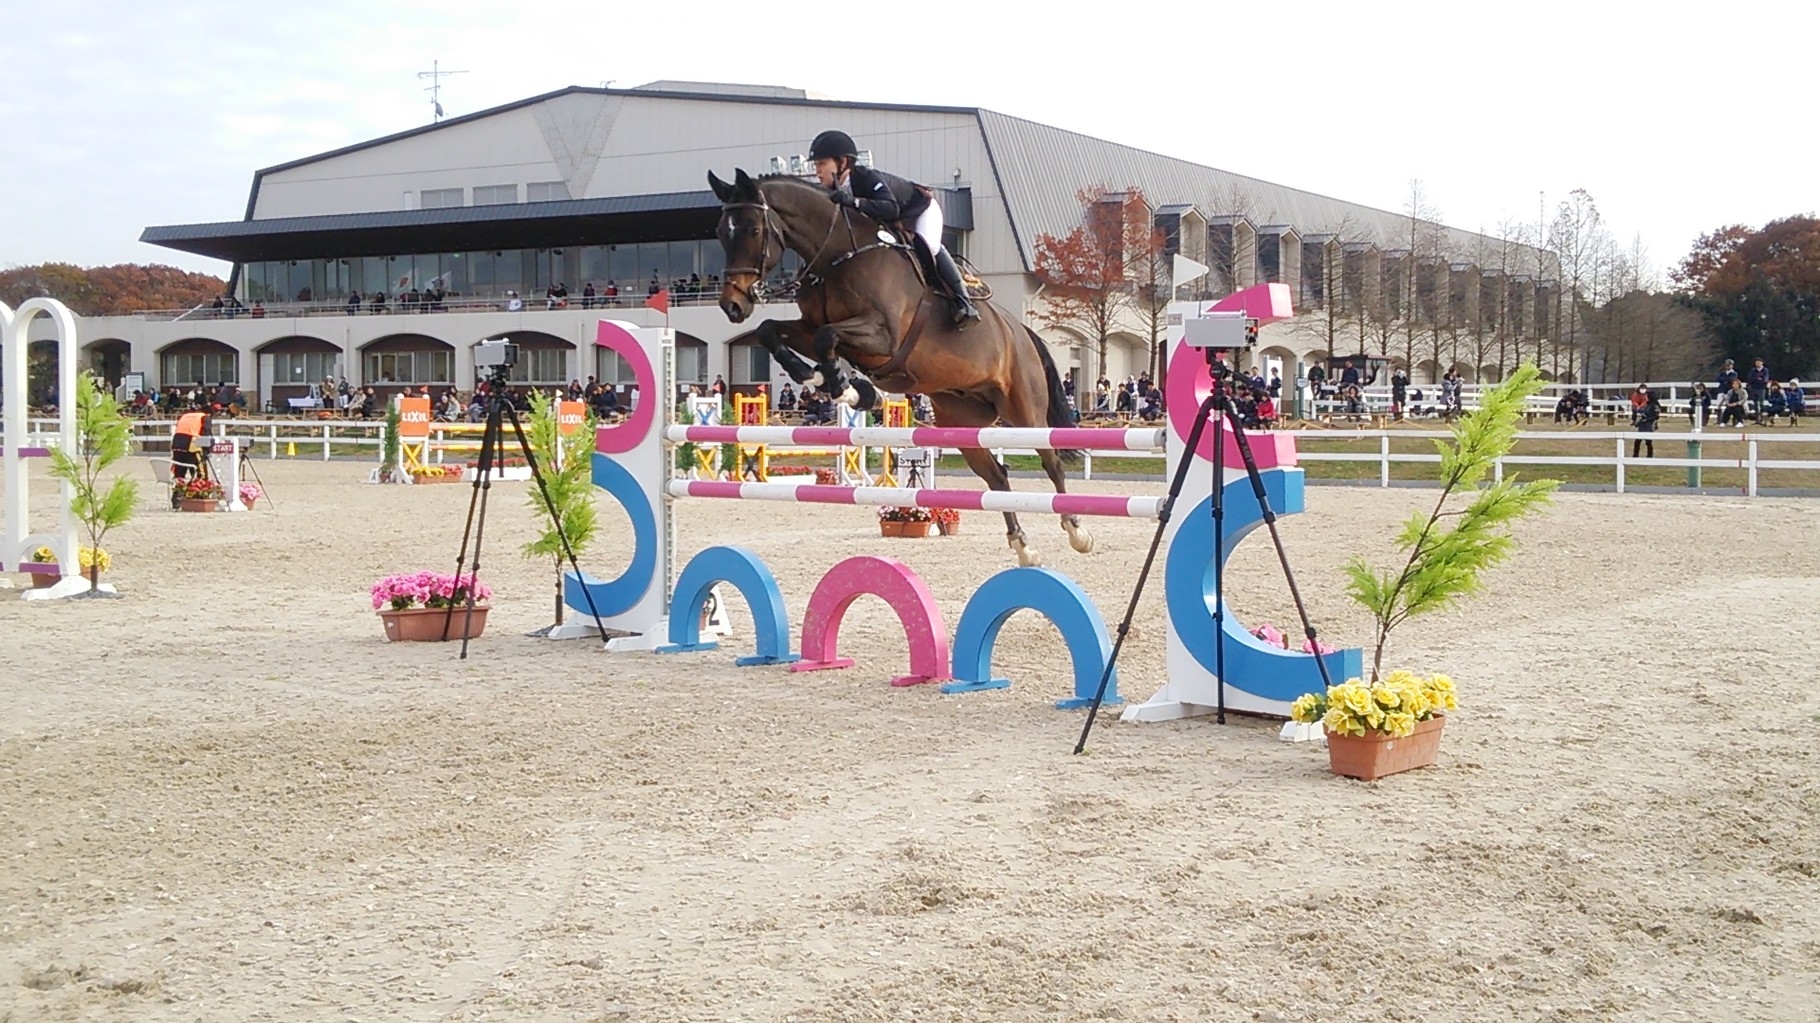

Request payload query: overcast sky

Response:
[2,0,1810,285]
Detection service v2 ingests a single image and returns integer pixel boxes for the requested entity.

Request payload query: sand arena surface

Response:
[2,460,1817,1022]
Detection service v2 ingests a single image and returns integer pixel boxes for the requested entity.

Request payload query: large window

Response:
[365,349,453,384]
[501,347,567,384]
[677,345,705,384]
[473,184,518,205]
[163,352,238,386]
[421,188,464,209]
[527,181,570,202]
[266,351,340,386]
[731,345,770,386]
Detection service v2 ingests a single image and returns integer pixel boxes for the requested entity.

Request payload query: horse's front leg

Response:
[811,318,891,410]
[753,319,822,385]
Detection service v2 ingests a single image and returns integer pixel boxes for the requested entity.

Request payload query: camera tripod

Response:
[1072,349,1335,754]
[443,374,609,656]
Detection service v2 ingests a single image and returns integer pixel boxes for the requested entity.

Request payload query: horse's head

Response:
[708,168,782,323]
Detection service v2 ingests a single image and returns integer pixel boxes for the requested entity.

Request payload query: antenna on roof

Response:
[417,60,469,123]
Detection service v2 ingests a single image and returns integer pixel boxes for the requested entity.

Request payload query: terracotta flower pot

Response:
[243,497,258,510]
[1326,715,1446,781]
[898,520,933,538]
[178,498,219,513]
[378,605,491,642]
[879,520,903,537]
[936,519,961,536]
[29,571,60,589]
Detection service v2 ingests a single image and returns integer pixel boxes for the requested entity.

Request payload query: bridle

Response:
[718,183,904,304]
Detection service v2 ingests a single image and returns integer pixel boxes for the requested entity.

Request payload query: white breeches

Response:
[913,202,945,256]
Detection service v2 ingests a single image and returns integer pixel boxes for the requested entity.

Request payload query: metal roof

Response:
[141,191,721,262]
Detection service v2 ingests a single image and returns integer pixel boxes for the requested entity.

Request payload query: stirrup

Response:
[951,299,980,328]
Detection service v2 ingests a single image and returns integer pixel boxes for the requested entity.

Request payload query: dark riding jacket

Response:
[842,166,931,224]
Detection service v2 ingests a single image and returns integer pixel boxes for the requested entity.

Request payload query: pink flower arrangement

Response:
[370,571,494,611]
[1250,623,1337,655]
[239,482,263,502]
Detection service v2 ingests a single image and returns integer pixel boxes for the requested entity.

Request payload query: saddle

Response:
[880,223,992,301]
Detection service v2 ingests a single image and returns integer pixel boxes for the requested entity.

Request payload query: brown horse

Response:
[707,168,1092,566]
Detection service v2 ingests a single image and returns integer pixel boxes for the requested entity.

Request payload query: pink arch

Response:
[593,320,655,454]
[790,556,949,687]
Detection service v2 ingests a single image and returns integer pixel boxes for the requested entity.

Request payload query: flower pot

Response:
[1326,715,1446,781]
[243,497,258,510]
[378,605,491,642]
[879,520,903,537]
[29,571,60,589]
[898,520,933,538]
[178,498,219,513]
[936,519,961,536]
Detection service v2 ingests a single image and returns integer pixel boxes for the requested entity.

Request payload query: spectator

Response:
[800,389,834,425]
[1307,363,1327,400]
[1719,379,1749,426]
[1688,382,1712,427]
[369,292,387,314]
[250,301,266,319]
[711,374,726,397]
[1631,390,1660,458]
[1268,369,1282,398]
[1785,378,1807,420]
[582,282,596,310]
[777,382,797,411]
[604,280,619,300]
[1390,367,1409,420]
[1340,360,1362,389]
[1745,358,1770,422]
[1716,358,1740,394]
[1765,381,1787,420]
[347,292,362,315]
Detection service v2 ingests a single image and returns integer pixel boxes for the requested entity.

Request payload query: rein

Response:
[720,186,900,301]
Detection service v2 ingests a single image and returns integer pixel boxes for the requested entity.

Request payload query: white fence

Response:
[6,419,1817,497]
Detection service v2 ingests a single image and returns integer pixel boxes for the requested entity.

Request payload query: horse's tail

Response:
[1026,326,1082,465]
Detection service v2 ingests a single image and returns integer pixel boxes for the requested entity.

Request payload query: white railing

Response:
[7,419,1815,496]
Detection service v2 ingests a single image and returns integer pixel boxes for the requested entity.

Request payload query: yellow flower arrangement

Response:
[1290,672,1458,738]
[30,546,56,563]
[79,547,111,573]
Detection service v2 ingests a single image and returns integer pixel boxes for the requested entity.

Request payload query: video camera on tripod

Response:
[474,339,519,374]
[1181,311,1257,380]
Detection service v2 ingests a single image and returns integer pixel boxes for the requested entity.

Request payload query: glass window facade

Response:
[499,347,568,384]
[421,188,464,209]
[473,184,519,205]
[264,351,341,386]
[239,240,732,306]
[163,352,238,386]
[527,181,570,202]
[365,349,454,384]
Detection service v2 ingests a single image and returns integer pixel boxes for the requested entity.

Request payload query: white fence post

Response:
[1083,451,1093,481]
[1615,437,1626,494]
[1748,440,1759,497]
[321,425,330,461]
[1379,434,1391,488]
[267,423,277,460]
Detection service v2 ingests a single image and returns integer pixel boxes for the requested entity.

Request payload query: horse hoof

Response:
[1066,526,1094,554]
[1010,539,1041,567]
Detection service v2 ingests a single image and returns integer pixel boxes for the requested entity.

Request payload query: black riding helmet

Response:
[808,130,858,161]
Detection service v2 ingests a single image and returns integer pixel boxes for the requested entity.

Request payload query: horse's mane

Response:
[755,174,830,192]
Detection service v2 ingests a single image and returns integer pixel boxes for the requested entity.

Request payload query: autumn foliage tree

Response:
[0,263,226,317]
[1670,217,1820,377]
[1032,187,1162,383]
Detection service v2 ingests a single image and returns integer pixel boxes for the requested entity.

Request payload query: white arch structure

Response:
[2,298,81,595]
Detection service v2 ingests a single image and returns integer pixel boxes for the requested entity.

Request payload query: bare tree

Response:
[1549,189,1602,384]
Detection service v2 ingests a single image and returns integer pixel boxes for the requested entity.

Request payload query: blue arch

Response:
[564,453,660,618]
[658,545,799,665]
[1163,468,1363,703]
[944,567,1120,710]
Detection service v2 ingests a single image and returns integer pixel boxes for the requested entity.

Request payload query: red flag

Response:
[645,289,670,314]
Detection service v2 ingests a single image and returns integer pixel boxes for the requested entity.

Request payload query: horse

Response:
[706,168,1092,567]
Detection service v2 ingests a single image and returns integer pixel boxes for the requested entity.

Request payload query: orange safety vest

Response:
[175,412,207,439]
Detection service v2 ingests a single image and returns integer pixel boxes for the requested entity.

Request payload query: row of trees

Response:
[1671,216,1820,380]
[0,263,226,317]
[1029,182,1740,386]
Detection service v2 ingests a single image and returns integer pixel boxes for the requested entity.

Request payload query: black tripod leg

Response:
[1213,386,1227,725]
[446,395,501,654]
[501,402,613,645]
[1220,403,1336,692]
[1073,392,1221,755]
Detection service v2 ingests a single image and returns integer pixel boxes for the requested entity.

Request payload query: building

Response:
[58,81,1568,409]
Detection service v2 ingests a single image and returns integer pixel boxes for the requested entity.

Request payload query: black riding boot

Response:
[933,250,981,329]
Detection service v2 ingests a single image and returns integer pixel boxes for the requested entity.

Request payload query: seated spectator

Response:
[355,387,378,419]
[369,292,387,314]
[1785,378,1806,418]
[1765,381,1788,420]
[777,383,797,412]
[347,293,362,314]
[800,389,835,426]
[1719,380,1748,426]
[1254,391,1278,428]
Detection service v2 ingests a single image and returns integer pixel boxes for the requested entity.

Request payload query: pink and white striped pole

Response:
[663,425,1164,452]
[665,480,1164,519]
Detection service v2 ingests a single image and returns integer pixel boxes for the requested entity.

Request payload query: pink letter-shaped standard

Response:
[790,556,950,687]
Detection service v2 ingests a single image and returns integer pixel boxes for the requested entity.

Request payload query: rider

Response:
[807,130,980,329]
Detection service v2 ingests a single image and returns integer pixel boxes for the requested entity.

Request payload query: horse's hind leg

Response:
[1039,449,1094,554]
[933,394,1038,566]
